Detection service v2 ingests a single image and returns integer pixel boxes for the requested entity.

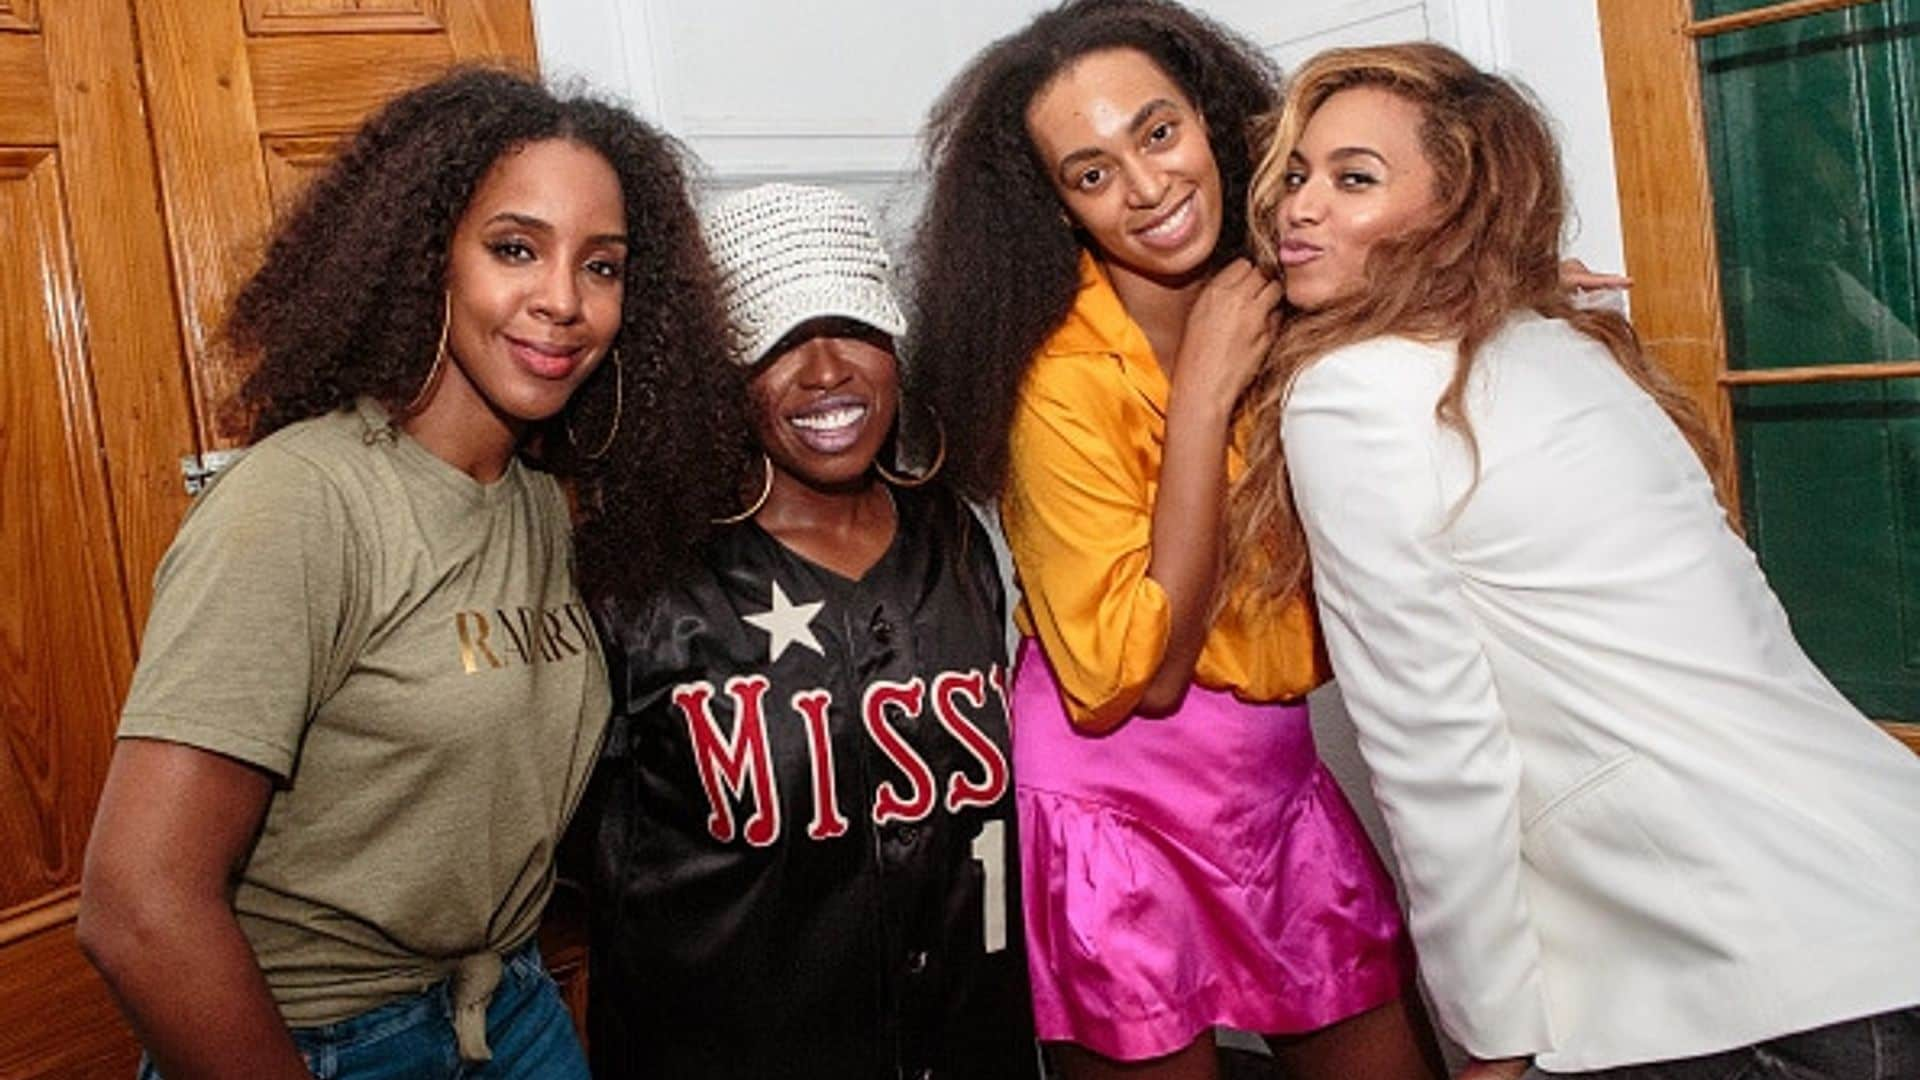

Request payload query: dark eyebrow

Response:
[485,211,628,247]
[1326,147,1390,167]
[486,211,551,233]
[1054,97,1183,181]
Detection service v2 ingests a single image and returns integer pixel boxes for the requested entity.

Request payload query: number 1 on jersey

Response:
[971,819,1008,953]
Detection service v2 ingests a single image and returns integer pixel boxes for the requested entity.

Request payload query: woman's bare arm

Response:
[79,739,310,1080]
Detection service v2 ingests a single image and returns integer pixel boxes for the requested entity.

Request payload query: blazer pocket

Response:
[1520,753,1758,967]
[1521,750,1636,834]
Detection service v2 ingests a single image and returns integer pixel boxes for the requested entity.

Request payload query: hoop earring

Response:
[565,349,623,461]
[714,454,774,525]
[873,405,946,488]
[403,293,452,416]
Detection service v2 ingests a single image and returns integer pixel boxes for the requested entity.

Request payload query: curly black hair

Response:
[223,66,748,603]
[906,0,1279,502]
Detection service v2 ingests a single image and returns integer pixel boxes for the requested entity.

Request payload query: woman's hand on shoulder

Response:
[1558,257,1631,293]
[1173,258,1282,413]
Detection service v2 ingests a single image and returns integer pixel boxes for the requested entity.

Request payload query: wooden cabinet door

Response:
[0,0,192,1074]
[1,2,536,1075]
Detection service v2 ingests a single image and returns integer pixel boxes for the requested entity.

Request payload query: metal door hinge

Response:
[180,449,243,495]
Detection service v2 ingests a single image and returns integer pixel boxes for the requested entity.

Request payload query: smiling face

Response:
[748,318,900,493]
[1276,86,1438,310]
[427,137,628,441]
[1026,48,1222,288]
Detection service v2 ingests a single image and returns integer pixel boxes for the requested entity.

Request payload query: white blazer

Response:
[1284,312,1920,1072]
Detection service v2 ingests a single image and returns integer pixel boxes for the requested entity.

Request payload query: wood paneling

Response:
[0,36,55,143]
[0,889,77,948]
[1886,722,1920,756]
[0,154,129,923]
[244,0,447,35]
[40,0,198,631]
[261,132,346,211]
[128,0,278,448]
[1595,0,1741,512]
[0,4,169,1063]
[442,0,535,66]
[249,33,457,134]
[0,923,140,1079]
[0,0,38,33]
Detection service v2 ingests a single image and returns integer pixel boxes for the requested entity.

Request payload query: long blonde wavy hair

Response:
[1226,42,1730,604]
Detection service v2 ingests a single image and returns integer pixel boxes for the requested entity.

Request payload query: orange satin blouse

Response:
[1001,253,1328,732]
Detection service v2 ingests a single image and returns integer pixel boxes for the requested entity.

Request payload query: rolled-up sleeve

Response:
[1284,339,1555,1059]
[1002,357,1170,732]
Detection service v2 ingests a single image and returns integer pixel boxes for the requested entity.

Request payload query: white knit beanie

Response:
[703,183,907,366]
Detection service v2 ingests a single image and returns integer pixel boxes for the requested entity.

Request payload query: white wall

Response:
[530,0,1625,269]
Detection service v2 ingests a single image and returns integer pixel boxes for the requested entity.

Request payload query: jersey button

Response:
[871,616,894,643]
[891,823,919,844]
[907,949,929,975]
[912,1069,933,1080]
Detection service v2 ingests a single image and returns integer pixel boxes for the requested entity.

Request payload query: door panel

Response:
[0,0,187,1073]
[0,37,56,140]
[0,151,126,916]
[131,0,537,447]
[245,0,449,34]
[0,925,140,1078]
[262,133,350,212]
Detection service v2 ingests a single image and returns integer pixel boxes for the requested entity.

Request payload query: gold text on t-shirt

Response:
[454,601,595,673]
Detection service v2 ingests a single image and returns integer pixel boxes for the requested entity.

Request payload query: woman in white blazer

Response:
[1227,42,1920,1080]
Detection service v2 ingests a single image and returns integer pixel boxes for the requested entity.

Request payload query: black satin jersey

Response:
[580,484,1038,1080]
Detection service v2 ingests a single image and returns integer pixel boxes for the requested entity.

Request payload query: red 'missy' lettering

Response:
[932,669,1009,812]
[674,676,781,846]
[864,679,936,824]
[790,689,849,840]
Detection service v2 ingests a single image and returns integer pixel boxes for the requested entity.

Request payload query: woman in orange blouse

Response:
[907,2,1438,1077]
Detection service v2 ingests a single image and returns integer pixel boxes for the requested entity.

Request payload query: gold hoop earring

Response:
[874,406,946,488]
[404,293,452,416]
[713,454,774,525]
[565,349,623,461]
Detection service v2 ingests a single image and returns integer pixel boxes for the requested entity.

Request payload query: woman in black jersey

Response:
[580,183,1039,1079]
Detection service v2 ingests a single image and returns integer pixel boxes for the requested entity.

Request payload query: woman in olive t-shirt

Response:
[77,69,748,1080]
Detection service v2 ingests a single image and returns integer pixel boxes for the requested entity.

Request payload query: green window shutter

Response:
[1697,0,1920,719]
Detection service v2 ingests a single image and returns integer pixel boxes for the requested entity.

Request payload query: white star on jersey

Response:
[745,581,826,662]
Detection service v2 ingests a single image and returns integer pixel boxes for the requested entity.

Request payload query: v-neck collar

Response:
[748,487,907,590]
[1041,252,1172,421]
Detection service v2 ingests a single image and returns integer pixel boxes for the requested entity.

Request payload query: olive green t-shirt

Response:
[119,399,610,1026]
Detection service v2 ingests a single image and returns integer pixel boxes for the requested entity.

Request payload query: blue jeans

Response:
[1526,1007,1920,1080]
[138,943,588,1080]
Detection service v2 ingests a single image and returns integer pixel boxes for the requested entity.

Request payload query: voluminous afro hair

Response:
[907,0,1278,502]
[224,65,749,604]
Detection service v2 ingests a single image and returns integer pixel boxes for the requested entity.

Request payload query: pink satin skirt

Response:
[1012,639,1412,1061]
